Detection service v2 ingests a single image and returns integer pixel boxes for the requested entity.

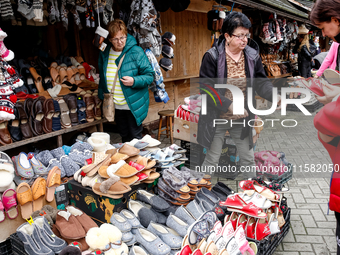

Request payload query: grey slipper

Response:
[112,143,125,149]
[166,213,189,237]
[162,168,187,191]
[71,141,93,153]
[50,147,65,160]
[139,150,151,157]
[33,216,67,253]
[174,206,195,225]
[120,209,142,228]
[157,178,182,200]
[128,200,158,228]
[126,236,137,246]
[186,200,204,220]
[147,221,182,249]
[122,231,133,242]
[36,150,54,167]
[129,245,149,255]
[47,159,66,178]
[136,189,170,212]
[134,141,149,149]
[16,222,54,255]
[151,208,167,224]
[163,204,180,217]
[134,228,171,255]
[110,212,132,232]
[13,152,34,178]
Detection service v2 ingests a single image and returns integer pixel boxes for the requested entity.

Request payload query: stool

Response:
[157,110,174,144]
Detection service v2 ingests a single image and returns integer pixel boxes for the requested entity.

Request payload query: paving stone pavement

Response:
[109,107,336,255]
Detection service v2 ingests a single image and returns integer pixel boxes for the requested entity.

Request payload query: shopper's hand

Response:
[276,95,281,110]
[228,103,248,118]
[316,83,340,104]
[120,76,134,86]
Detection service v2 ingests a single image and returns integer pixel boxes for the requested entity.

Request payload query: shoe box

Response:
[67,179,156,224]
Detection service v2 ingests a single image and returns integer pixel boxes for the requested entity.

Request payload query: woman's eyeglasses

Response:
[232,33,251,40]
[109,36,127,43]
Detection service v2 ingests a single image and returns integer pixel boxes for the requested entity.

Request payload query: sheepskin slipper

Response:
[162,168,190,194]
[85,227,110,251]
[90,132,110,144]
[100,224,129,254]
[42,205,58,224]
[87,137,107,153]
[66,206,98,233]
[0,181,15,192]
[31,210,53,226]
[92,175,130,199]
[0,162,15,189]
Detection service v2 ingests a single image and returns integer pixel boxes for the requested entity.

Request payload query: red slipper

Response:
[128,161,145,172]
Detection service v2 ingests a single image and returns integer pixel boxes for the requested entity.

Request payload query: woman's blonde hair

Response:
[298,34,310,52]
[107,19,127,38]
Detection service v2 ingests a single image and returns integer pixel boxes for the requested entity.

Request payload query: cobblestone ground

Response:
[110,107,336,254]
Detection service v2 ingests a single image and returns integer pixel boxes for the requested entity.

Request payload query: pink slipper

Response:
[2,188,18,219]
[0,198,5,222]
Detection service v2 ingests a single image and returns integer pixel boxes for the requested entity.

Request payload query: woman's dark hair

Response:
[310,0,340,25]
[221,12,252,36]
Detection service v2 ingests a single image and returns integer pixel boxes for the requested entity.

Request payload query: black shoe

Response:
[214,182,235,196]
[8,107,22,142]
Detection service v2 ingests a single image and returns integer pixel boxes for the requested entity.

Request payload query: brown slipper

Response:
[92,176,131,199]
[31,177,46,212]
[111,152,129,164]
[55,210,86,239]
[46,166,61,202]
[120,175,139,186]
[119,144,140,157]
[59,67,68,83]
[16,183,33,219]
[66,206,97,232]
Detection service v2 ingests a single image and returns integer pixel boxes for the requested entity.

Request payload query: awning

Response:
[232,0,311,23]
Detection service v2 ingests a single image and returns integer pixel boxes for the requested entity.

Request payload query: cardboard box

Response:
[67,180,156,224]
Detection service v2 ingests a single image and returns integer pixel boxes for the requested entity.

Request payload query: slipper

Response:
[92,176,130,199]
[150,149,175,162]
[141,135,161,147]
[0,161,15,189]
[111,151,130,164]
[107,160,138,178]
[46,166,61,202]
[220,194,267,219]
[126,155,156,170]
[119,144,140,157]
[0,197,4,222]
[56,98,72,129]
[159,162,175,168]
[162,147,182,159]
[82,154,111,177]
[136,172,148,182]
[139,150,151,157]
[16,183,33,219]
[2,188,18,220]
[126,139,149,150]
[169,144,187,154]
[238,190,272,210]
[31,177,46,212]
[239,180,280,202]
[188,219,210,245]
[324,68,340,84]
[163,168,190,194]
[120,175,139,186]
[157,177,190,201]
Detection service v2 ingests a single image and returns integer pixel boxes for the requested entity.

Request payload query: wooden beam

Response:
[186,0,243,13]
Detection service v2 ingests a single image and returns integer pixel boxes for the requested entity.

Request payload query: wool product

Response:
[90,132,110,144]
[0,0,14,21]
[87,137,106,152]
[33,0,44,22]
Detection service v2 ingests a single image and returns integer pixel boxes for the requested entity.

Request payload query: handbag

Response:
[103,54,126,122]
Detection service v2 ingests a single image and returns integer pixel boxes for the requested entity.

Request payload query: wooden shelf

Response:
[0,119,107,152]
[164,75,199,83]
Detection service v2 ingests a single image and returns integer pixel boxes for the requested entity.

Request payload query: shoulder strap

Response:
[111,54,126,94]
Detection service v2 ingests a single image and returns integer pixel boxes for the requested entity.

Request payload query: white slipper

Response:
[141,135,161,147]
[0,163,15,189]
[0,181,16,192]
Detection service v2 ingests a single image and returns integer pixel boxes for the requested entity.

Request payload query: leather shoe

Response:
[64,94,78,126]
[30,96,45,136]
[8,106,22,142]
[24,98,34,117]
[16,101,33,139]
[43,98,54,133]
[0,121,12,145]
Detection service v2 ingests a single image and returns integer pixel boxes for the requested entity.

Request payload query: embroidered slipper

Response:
[239,180,280,202]
[92,176,130,199]
[2,188,18,220]
[16,183,33,219]
[31,177,46,212]
[188,219,210,245]
[46,166,61,202]
[323,68,340,84]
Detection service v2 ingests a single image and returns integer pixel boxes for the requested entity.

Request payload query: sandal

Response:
[16,183,33,219]
[220,194,267,218]
[126,155,156,170]
[31,177,46,212]
[162,168,190,194]
[150,149,175,162]
[169,144,187,154]
[56,98,72,129]
[2,188,18,220]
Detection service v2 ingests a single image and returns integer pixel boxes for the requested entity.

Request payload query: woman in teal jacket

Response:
[98,19,154,142]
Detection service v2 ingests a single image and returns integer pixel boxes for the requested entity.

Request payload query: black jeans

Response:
[115,109,143,143]
[336,211,340,255]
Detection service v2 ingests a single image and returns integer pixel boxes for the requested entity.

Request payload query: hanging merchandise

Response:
[0,29,14,62]
[162,32,176,46]
[92,0,109,51]
[0,0,14,21]
[85,0,96,28]
[127,0,162,57]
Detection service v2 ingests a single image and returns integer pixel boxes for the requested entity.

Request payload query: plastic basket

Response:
[257,163,293,185]
[9,233,28,255]
[0,238,13,255]
[246,208,291,255]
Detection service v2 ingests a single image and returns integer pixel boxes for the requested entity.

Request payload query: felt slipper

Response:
[119,144,140,157]
[141,135,161,147]
[2,188,18,220]
[107,160,138,178]
[120,175,139,186]
[136,190,170,212]
[188,219,211,245]
[31,177,46,212]
[157,178,191,201]
[16,183,33,219]
[162,168,190,194]
[46,166,61,202]
[92,176,130,199]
